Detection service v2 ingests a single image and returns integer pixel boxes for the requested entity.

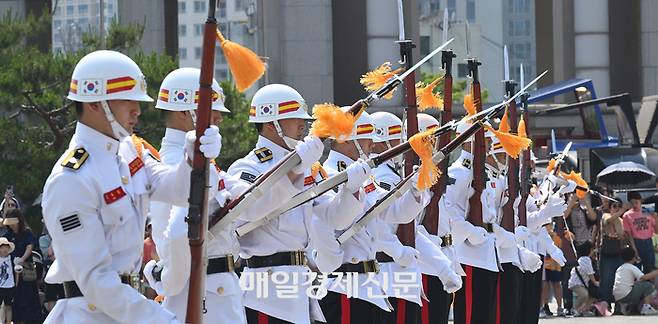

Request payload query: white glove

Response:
[438,268,463,293]
[519,246,542,272]
[557,180,577,195]
[345,159,371,192]
[466,226,488,245]
[514,226,530,243]
[492,223,516,248]
[292,136,324,174]
[185,126,222,160]
[14,264,22,273]
[13,257,22,265]
[410,172,424,198]
[394,246,420,267]
[143,260,164,294]
[547,174,566,187]
[549,247,567,266]
[537,193,567,223]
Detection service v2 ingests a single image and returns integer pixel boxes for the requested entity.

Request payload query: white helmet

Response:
[371,112,402,143]
[68,50,152,103]
[341,107,375,141]
[249,84,312,123]
[417,113,440,133]
[68,50,151,139]
[156,68,230,113]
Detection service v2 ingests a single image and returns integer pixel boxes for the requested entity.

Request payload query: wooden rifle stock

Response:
[186,1,216,322]
[466,58,485,227]
[423,49,455,235]
[518,95,530,226]
[398,39,417,248]
[501,81,519,232]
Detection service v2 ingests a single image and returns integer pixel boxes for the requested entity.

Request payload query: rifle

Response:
[518,64,530,227]
[235,69,548,238]
[465,21,485,227]
[422,8,455,236]
[501,46,519,232]
[208,38,455,237]
[396,0,416,248]
[186,0,216,322]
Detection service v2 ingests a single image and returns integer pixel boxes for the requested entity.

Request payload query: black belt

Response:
[441,234,453,247]
[152,255,236,282]
[245,251,306,269]
[334,260,380,274]
[64,274,138,299]
[482,223,494,233]
[375,252,394,263]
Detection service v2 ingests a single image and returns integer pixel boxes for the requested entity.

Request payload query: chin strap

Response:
[189,110,198,128]
[353,140,368,160]
[101,100,131,139]
[273,120,300,149]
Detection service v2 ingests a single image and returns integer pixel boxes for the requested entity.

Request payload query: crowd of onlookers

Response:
[539,186,658,318]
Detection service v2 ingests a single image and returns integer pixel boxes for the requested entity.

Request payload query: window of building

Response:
[179,24,187,37]
[194,1,206,13]
[78,4,88,15]
[54,20,62,29]
[510,0,529,13]
[513,43,531,60]
[215,69,228,80]
[195,47,201,59]
[467,0,475,22]
[447,0,456,17]
[194,23,203,36]
[429,0,440,13]
[66,5,74,15]
[457,63,468,78]
[235,0,246,11]
[79,17,89,26]
[179,48,187,60]
[420,36,430,56]
[509,19,530,37]
[179,1,186,13]
[218,0,226,18]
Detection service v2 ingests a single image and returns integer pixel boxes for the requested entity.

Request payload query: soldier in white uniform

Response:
[371,112,461,324]
[314,109,430,324]
[141,68,305,323]
[227,84,370,324]
[41,50,222,323]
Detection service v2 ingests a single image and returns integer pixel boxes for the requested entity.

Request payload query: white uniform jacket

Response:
[228,136,365,324]
[42,123,189,324]
[444,151,499,272]
[315,151,429,311]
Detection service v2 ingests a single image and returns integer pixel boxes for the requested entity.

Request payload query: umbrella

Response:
[596,161,655,188]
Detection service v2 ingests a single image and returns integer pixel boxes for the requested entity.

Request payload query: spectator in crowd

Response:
[3,209,41,323]
[541,224,566,317]
[598,197,631,308]
[565,192,598,247]
[613,247,658,315]
[652,232,658,269]
[623,191,658,273]
[39,225,63,312]
[0,237,16,324]
[568,241,599,316]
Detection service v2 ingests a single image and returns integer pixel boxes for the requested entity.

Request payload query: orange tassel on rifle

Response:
[498,107,511,133]
[547,158,557,174]
[216,29,265,92]
[518,116,527,138]
[463,90,477,117]
[309,103,357,142]
[561,170,589,199]
[484,124,531,159]
[409,129,441,190]
[360,62,402,100]
[416,77,444,111]
[311,162,328,179]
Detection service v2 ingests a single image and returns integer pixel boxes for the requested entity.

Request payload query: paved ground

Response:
[539,314,658,323]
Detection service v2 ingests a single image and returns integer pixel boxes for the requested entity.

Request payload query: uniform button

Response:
[217,287,224,295]
[106,143,112,151]
[121,176,129,184]
[119,217,123,222]
[88,304,96,311]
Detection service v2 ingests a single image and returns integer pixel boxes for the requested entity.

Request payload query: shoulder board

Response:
[462,159,472,169]
[337,161,347,172]
[254,147,273,163]
[379,182,392,191]
[61,148,89,170]
[240,172,258,183]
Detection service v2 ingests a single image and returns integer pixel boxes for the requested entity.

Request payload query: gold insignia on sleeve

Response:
[462,159,472,169]
[337,161,347,172]
[254,147,273,163]
[61,148,89,170]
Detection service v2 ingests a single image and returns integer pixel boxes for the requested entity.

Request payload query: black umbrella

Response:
[596,161,655,188]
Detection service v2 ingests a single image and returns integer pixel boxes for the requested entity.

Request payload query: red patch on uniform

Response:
[129,157,144,176]
[364,183,376,193]
[104,187,126,204]
[304,176,315,186]
[218,179,225,191]
[491,182,496,188]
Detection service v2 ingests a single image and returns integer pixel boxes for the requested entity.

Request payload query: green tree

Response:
[419,71,489,105]
[0,11,255,229]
